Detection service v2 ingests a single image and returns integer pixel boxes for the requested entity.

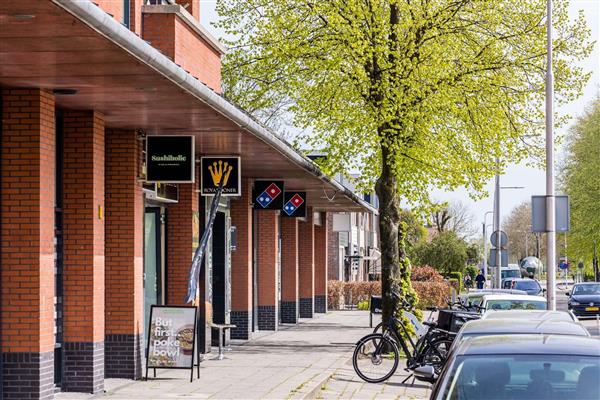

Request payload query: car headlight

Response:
[570,301,580,306]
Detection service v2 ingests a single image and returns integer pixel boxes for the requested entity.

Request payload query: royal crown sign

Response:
[253,180,284,210]
[200,156,241,197]
[282,191,307,218]
[146,136,195,183]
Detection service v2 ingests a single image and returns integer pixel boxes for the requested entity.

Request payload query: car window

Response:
[440,355,600,400]
[515,281,541,290]
[485,300,546,310]
[501,270,520,279]
[573,284,600,295]
[468,296,483,306]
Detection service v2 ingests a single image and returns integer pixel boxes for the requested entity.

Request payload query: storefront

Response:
[0,1,376,399]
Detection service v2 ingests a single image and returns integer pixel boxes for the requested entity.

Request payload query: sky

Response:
[199,1,600,236]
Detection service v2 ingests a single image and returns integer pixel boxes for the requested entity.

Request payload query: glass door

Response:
[144,207,163,342]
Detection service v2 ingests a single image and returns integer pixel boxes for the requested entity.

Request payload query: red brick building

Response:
[0,1,375,398]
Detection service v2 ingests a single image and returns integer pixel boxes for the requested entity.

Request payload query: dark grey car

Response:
[567,282,600,318]
[421,335,600,400]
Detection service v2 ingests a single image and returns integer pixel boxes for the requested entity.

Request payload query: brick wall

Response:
[105,129,144,379]
[166,171,199,305]
[230,179,253,339]
[95,0,124,24]
[314,213,328,313]
[142,8,222,92]
[256,210,279,330]
[1,88,56,399]
[327,213,339,280]
[298,209,314,318]
[176,0,199,21]
[62,110,105,393]
[280,218,298,323]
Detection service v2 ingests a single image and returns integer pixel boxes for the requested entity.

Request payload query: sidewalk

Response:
[56,311,430,400]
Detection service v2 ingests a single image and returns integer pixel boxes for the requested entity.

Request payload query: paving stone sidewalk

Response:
[56,311,430,400]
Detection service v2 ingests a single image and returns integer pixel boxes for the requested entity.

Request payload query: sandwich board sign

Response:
[145,305,197,382]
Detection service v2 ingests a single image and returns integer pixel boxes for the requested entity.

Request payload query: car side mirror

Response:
[414,365,438,384]
[565,292,570,296]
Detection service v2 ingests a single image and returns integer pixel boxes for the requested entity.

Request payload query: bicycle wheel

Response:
[372,321,383,334]
[421,338,452,374]
[352,333,399,383]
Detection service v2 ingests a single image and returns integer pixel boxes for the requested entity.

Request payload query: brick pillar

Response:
[62,110,105,393]
[105,129,144,379]
[256,211,279,330]
[230,179,253,339]
[1,88,55,399]
[314,213,328,313]
[327,213,339,280]
[280,218,299,323]
[298,209,315,318]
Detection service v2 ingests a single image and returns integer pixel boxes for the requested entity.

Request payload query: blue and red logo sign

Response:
[282,192,307,218]
[253,181,284,210]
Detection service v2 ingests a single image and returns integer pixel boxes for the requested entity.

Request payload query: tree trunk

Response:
[376,140,402,323]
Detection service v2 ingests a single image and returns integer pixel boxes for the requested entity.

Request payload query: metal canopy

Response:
[0,0,376,213]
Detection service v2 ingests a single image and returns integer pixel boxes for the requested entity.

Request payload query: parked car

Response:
[418,334,600,400]
[567,282,600,318]
[501,278,544,296]
[481,310,577,322]
[451,318,590,350]
[501,263,522,279]
[459,289,527,308]
[479,294,546,312]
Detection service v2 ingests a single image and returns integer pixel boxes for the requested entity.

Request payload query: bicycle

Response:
[353,293,454,383]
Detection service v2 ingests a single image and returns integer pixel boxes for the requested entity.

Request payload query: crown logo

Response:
[208,160,233,186]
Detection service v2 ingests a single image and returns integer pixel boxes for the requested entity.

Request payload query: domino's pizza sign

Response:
[253,181,284,210]
[282,192,306,218]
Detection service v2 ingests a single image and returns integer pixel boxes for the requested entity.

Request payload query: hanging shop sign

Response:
[146,305,197,382]
[146,136,195,183]
[282,191,306,218]
[200,156,241,196]
[253,180,284,210]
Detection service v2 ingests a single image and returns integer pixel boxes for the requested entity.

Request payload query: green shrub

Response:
[449,272,462,292]
[357,300,370,310]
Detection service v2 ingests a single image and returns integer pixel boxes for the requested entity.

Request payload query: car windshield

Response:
[439,354,600,400]
[573,284,600,295]
[485,300,546,310]
[501,270,521,279]
[514,281,540,290]
[467,296,483,306]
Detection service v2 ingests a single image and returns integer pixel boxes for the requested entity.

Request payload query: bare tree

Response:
[431,201,477,239]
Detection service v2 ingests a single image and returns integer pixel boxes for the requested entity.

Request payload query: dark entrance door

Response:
[211,211,231,344]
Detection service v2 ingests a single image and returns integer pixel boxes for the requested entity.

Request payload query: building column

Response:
[105,129,144,379]
[1,88,55,399]
[314,213,329,313]
[256,211,279,330]
[166,171,204,346]
[280,218,299,323]
[230,179,253,339]
[298,209,315,318]
[62,110,105,393]
[327,213,340,281]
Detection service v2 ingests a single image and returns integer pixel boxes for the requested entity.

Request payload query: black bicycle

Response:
[353,294,454,383]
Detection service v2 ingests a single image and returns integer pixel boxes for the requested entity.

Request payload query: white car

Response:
[481,310,577,321]
[479,294,547,312]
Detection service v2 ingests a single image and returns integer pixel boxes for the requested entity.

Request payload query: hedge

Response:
[449,271,463,292]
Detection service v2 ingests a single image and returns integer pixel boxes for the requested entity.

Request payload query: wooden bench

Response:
[210,323,237,360]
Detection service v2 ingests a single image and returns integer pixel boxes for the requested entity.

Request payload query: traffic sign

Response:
[559,262,569,270]
[488,248,508,268]
[490,230,508,248]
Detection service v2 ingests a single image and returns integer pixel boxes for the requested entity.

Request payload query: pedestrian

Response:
[464,274,473,291]
[475,270,486,290]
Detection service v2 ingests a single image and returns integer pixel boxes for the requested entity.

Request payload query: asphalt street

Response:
[556,286,600,337]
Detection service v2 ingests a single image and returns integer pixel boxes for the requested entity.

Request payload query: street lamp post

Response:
[545,0,557,311]
[494,161,501,288]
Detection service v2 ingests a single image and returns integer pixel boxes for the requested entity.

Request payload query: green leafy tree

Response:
[413,231,468,275]
[560,99,600,278]
[217,0,592,321]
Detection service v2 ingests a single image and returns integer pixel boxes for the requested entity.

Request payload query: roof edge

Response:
[51,0,377,215]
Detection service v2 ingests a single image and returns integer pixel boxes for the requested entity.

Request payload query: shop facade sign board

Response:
[253,180,284,210]
[200,156,241,196]
[145,305,197,381]
[282,191,306,218]
[146,136,195,183]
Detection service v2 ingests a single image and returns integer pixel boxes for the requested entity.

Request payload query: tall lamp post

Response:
[545,0,557,310]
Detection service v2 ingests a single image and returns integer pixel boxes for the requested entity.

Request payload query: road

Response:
[556,285,600,337]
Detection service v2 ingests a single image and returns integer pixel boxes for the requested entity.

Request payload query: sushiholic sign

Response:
[146,136,195,183]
